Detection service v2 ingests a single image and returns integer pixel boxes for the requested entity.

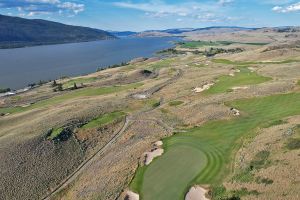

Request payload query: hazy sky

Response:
[1,0,300,31]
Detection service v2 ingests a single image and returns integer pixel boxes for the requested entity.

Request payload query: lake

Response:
[0,37,179,89]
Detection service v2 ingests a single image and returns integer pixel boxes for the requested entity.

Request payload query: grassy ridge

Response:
[0,83,142,115]
[63,77,98,89]
[81,111,125,129]
[134,92,300,200]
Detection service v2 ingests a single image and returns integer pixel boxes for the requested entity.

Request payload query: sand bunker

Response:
[230,108,240,116]
[229,69,241,76]
[248,67,255,72]
[154,140,163,147]
[20,104,32,108]
[144,148,164,165]
[132,94,149,99]
[144,141,164,165]
[125,190,139,200]
[232,86,249,90]
[193,83,214,93]
[185,186,210,200]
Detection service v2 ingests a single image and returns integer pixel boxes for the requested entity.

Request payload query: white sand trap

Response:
[154,141,163,146]
[248,67,255,72]
[144,148,164,165]
[232,86,249,90]
[229,69,241,77]
[20,104,31,108]
[231,108,240,116]
[132,94,148,99]
[185,186,210,200]
[193,83,214,93]
[125,190,139,200]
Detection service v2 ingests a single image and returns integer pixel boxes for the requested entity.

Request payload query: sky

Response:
[0,0,300,31]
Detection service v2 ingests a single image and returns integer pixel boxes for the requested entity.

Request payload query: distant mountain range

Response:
[0,14,116,48]
[2,14,298,49]
[109,31,137,37]
[109,26,259,38]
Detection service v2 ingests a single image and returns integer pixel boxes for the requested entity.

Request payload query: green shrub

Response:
[249,150,270,169]
[232,188,259,197]
[232,168,254,183]
[0,88,11,93]
[286,138,300,150]
[152,101,161,108]
[262,119,287,128]
[255,177,273,185]
[168,100,184,106]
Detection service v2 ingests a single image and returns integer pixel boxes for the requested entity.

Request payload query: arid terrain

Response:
[0,27,300,200]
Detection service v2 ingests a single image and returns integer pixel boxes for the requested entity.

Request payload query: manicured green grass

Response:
[81,111,125,129]
[63,77,97,89]
[133,92,300,200]
[0,83,142,115]
[261,119,287,128]
[48,127,63,140]
[204,67,271,94]
[168,100,184,106]
[212,58,300,65]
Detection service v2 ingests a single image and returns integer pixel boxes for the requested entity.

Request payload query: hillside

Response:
[0,14,116,48]
[0,30,300,200]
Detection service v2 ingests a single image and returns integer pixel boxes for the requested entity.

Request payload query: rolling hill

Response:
[0,14,116,48]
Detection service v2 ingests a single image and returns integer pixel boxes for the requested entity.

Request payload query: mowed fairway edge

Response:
[136,92,300,200]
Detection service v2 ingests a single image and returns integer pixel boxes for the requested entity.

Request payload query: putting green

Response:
[142,146,207,200]
[133,93,300,200]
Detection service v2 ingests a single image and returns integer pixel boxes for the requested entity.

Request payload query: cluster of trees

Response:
[52,80,63,92]
[0,88,11,93]
[203,48,244,57]
[96,62,128,72]
[52,80,82,92]
[157,48,185,55]
[28,80,51,88]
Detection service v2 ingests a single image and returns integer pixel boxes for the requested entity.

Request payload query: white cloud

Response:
[218,0,234,6]
[58,2,84,14]
[28,11,51,16]
[272,2,300,13]
[0,0,85,16]
[25,0,60,4]
[113,0,234,22]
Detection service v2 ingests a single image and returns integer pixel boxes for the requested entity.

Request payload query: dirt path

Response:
[43,115,177,200]
[42,116,131,200]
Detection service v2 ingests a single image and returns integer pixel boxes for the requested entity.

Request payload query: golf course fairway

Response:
[131,92,300,200]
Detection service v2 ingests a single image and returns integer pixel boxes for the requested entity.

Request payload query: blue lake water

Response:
[0,37,179,89]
